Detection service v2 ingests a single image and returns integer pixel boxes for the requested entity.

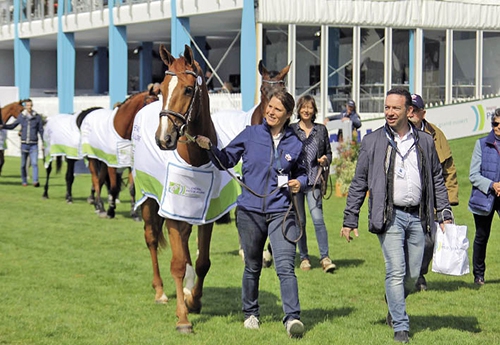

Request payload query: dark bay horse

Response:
[0,101,25,175]
[139,45,222,333]
[80,88,159,219]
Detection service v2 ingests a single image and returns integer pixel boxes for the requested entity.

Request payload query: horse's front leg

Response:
[166,218,193,333]
[185,223,213,314]
[42,160,52,199]
[65,159,75,203]
[141,199,168,304]
[106,167,118,219]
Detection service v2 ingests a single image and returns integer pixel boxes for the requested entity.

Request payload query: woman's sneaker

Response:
[243,315,260,329]
[320,257,336,273]
[286,319,304,338]
[300,259,311,271]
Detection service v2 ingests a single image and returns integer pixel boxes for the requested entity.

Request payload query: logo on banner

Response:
[471,105,497,132]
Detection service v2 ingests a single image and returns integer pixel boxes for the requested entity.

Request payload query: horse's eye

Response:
[185,86,194,96]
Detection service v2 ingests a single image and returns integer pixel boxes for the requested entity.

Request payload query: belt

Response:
[394,205,419,214]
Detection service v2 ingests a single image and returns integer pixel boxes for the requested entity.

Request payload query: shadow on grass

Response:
[412,278,500,292]
[374,314,481,334]
[411,314,481,334]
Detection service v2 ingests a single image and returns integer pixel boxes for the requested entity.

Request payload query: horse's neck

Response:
[178,113,216,168]
[113,103,142,139]
[251,100,267,125]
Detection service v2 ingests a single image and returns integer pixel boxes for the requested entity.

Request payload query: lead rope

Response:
[206,140,303,243]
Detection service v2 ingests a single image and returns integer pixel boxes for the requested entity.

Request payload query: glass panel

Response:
[327,27,352,114]
[453,31,476,102]
[392,29,410,89]
[483,32,500,98]
[422,30,446,105]
[295,25,321,100]
[261,24,289,81]
[359,28,385,113]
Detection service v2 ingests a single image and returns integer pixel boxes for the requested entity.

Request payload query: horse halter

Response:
[159,69,200,141]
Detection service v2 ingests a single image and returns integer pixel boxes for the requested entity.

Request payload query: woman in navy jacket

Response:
[196,90,307,338]
[468,108,500,285]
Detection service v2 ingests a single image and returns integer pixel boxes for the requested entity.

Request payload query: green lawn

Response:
[0,134,499,344]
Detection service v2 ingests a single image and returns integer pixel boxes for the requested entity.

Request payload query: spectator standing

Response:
[340,88,452,343]
[290,95,336,273]
[468,108,500,286]
[408,93,459,291]
[195,90,307,338]
[324,99,362,141]
[0,99,44,187]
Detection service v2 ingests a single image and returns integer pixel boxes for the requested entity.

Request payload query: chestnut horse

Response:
[80,88,159,219]
[0,101,25,175]
[137,45,226,333]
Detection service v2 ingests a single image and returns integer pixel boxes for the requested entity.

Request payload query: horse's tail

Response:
[56,156,63,174]
[158,230,167,249]
[76,107,103,129]
[215,211,232,224]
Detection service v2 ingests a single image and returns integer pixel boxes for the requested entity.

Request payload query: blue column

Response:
[93,47,109,94]
[57,0,75,114]
[14,0,30,99]
[409,30,415,94]
[139,42,152,91]
[109,0,128,108]
[241,0,256,111]
[171,1,190,57]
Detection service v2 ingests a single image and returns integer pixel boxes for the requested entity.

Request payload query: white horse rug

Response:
[43,113,82,168]
[132,101,241,225]
[80,108,132,168]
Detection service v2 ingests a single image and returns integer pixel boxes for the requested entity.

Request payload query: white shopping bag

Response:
[432,221,470,276]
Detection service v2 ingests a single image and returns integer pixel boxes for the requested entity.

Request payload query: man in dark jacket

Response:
[0,99,44,186]
[340,88,452,344]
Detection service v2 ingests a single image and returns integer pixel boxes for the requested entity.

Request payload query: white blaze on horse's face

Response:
[158,76,179,143]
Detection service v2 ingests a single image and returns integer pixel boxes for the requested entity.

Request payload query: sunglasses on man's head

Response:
[492,121,500,127]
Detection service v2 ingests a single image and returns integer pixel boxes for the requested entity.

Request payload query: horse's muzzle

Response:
[155,135,177,151]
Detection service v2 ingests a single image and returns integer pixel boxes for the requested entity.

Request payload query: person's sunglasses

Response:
[492,121,500,127]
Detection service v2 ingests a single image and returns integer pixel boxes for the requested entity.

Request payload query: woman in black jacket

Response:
[291,95,336,273]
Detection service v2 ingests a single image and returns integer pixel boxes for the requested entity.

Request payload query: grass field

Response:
[0,134,499,344]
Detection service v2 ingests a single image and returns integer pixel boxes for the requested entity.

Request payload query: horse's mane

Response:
[117,91,144,108]
[76,107,104,129]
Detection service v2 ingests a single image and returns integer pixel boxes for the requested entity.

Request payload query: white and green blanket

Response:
[43,113,82,168]
[132,101,241,225]
[80,108,132,168]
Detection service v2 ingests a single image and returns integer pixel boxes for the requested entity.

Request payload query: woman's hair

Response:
[270,90,295,127]
[493,108,500,122]
[296,95,318,122]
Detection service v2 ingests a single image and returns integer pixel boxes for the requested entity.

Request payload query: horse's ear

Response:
[159,44,175,67]
[276,61,292,81]
[258,60,269,78]
[183,45,195,68]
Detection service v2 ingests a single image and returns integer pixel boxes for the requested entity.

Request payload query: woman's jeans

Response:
[472,199,500,279]
[21,143,39,184]
[378,208,424,332]
[296,186,329,261]
[236,208,301,324]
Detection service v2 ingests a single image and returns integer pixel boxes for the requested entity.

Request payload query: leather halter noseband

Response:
[159,69,199,140]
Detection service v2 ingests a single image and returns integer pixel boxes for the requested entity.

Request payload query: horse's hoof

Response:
[185,295,201,314]
[132,216,141,222]
[87,196,95,204]
[98,212,108,218]
[155,294,168,304]
[42,195,48,200]
[176,324,193,334]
